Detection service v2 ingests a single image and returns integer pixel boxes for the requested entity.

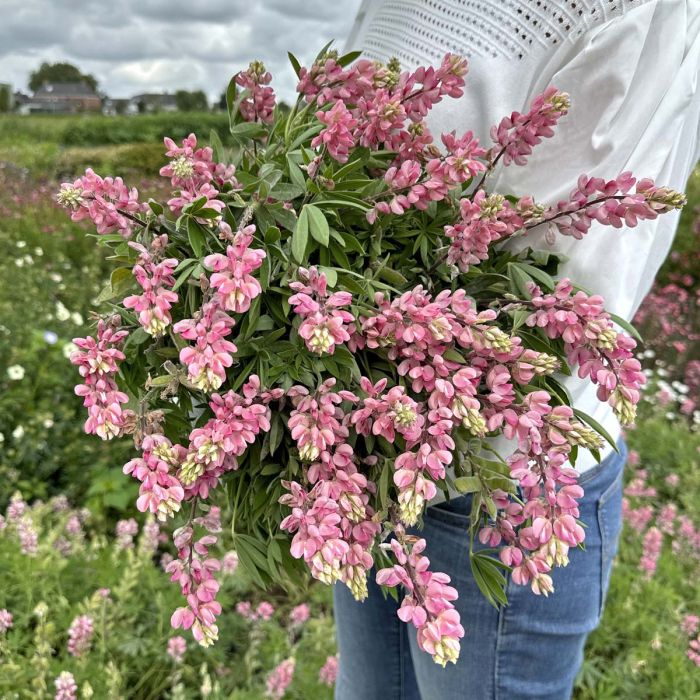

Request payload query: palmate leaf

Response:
[470,552,509,608]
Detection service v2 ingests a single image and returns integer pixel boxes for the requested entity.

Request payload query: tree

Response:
[175,90,208,112]
[29,62,98,92]
[0,84,10,113]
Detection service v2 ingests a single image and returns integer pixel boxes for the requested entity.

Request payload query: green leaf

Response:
[269,202,298,232]
[264,225,281,244]
[454,476,481,494]
[148,200,164,216]
[314,197,371,212]
[110,266,135,295]
[378,461,390,510]
[291,206,309,263]
[516,262,555,290]
[470,553,508,609]
[234,534,269,588]
[573,409,620,454]
[225,74,237,129]
[269,182,305,201]
[337,50,362,67]
[208,129,225,162]
[507,263,533,299]
[187,218,206,258]
[172,259,199,292]
[286,153,307,191]
[306,204,330,246]
[318,266,338,287]
[288,51,302,77]
[608,312,643,343]
[230,121,267,142]
[96,267,134,303]
[269,414,284,456]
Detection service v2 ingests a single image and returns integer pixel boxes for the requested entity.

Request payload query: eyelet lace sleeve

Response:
[351,0,653,66]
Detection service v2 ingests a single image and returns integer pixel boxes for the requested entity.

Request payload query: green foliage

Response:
[60,113,231,147]
[0,84,11,113]
[575,416,700,699]
[0,172,137,513]
[28,62,98,92]
[0,499,336,698]
[175,90,209,112]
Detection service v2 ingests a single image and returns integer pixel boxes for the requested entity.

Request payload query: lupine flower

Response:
[640,527,662,579]
[526,279,645,424]
[236,60,276,124]
[289,603,310,626]
[123,236,179,337]
[0,609,13,633]
[71,318,131,440]
[123,434,185,521]
[18,517,38,556]
[174,302,237,392]
[54,671,78,700]
[256,601,275,621]
[221,550,239,576]
[319,654,339,686]
[67,615,94,657]
[312,100,357,162]
[289,267,355,355]
[265,658,295,699]
[376,534,464,666]
[537,173,684,241]
[160,133,238,217]
[204,226,266,314]
[57,168,144,237]
[168,525,222,648]
[115,518,139,550]
[445,191,523,271]
[681,615,700,637]
[489,87,570,167]
[178,378,275,495]
[235,601,255,620]
[167,635,187,662]
[141,518,161,553]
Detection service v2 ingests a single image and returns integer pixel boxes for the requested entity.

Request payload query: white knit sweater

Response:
[347,0,700,474]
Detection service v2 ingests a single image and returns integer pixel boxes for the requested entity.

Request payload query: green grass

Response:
[0,113,233,178]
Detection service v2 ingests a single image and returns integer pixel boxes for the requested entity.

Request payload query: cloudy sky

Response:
[0,0,363,102]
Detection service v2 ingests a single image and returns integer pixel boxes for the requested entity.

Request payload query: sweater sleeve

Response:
[495,0,700,321]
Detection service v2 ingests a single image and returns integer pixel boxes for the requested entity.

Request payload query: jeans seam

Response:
[398,603,405,699]
[493,578,510,700]
[597,468,623,617]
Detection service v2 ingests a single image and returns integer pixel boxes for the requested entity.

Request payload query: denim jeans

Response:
[334,441,626,700]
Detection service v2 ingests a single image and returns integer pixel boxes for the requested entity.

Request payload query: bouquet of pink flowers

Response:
[57,46,684,666]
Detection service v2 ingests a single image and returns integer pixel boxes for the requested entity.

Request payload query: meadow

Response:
[0,113,697,699]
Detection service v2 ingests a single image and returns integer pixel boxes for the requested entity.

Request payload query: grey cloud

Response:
[0,0,361,101]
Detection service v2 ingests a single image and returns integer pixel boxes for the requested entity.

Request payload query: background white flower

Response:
[7,365,25,380]
[56,302,71,321]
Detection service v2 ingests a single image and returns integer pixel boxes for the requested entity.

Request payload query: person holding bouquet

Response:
[335,1,700,698]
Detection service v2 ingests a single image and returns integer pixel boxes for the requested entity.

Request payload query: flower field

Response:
[0,115,698,699]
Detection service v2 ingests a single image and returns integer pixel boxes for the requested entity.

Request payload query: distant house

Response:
[129,93,178,114]
[21,82,102,114]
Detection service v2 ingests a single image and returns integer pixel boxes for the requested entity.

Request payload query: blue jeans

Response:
[334,442,626,700]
